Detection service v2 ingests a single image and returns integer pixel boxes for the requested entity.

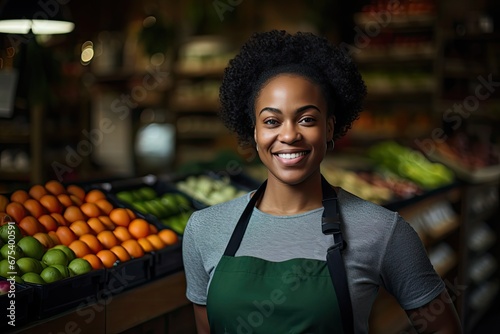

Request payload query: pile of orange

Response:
[0,180,179,270]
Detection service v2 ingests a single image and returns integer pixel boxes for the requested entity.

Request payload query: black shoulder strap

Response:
[321,176,354,334]
[224,180,267,256]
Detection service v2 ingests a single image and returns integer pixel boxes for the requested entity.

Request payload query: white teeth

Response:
[277,152,307,159]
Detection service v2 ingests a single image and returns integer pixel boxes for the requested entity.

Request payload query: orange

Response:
[39,194,63,214]
[45,180,66,196]
[68,239,92,258]
[19,216,46,235]
[110,245,131,263]
[137,237,154,253]
[0,194,9,212]
[96,249,118,268]
[96,230,119,250]
[149,224,158,234]
[69,195,83,206]
[51,213,69,226]
[84,189,106,203]
[113,226,132,242]
[146,234,166,251]
[6,202,28,223]
[38,214,59,232]
[69,220,94,237]
[87,217,106,234]
[80,202,102,218]
[82,253,104,270]
[66,185,86,202]
[28,185,48,200]
[10,190,30,204]
[95,199,113,215]
[56,225,78,246]
[128,218,151,239]
[121,239,144,259]
[56,194,73,208]
[79,233,103,254]
[109,208,131,227]
[23,199,48,218]
[97,216,115,231]
[0,212,13,226]
[48,231,61,246]
[125,208,136,220]
[158,229,179,246]
[64,206,87,224]
[33,232,55,249]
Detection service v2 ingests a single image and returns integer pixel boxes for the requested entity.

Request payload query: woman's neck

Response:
[256,173,323,216]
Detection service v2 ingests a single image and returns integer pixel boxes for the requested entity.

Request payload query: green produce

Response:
[368,141,454,189]
[176,175,247,206]
[16,257,43,275]
[115,187,194,233]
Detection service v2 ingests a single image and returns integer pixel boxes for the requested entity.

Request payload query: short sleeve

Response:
[380,215,446,310]
[182,211,210,305]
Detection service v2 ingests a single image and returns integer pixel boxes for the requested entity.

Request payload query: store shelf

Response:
[354,12,437,29]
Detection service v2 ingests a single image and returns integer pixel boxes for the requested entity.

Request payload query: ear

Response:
[327,116,335,141]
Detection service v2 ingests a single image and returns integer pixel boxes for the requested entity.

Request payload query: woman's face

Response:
[254,74,334,185]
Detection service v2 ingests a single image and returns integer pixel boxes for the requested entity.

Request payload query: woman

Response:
[182,30,462,334]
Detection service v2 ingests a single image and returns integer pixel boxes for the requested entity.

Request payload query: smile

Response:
[275,151,308,159]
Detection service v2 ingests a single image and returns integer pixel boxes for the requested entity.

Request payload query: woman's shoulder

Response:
[337,188,396,218]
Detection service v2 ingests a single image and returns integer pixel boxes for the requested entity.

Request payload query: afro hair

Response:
[219,30,367,146]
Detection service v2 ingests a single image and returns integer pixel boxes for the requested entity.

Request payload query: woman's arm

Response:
[405,290,462,334]
[193,304,210,334]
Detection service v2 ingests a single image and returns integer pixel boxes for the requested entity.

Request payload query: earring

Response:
[256,144,259,151]
[328,139,334,150]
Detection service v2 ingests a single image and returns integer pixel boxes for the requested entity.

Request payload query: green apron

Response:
[206,179,344,334]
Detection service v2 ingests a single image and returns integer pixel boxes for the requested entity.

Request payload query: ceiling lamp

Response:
[0,0,74,35]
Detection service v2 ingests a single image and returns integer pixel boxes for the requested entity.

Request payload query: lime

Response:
[0,224,23,244]
[51,245,76,262]
[21,272,45,284]
[12,275,24,284]
[16,257,43,275]
[17,236,46,261]
[138,187,157,201]
[50,264,71,279]
[0,259,19,278]
[42,249,68,266]
[1,243,24,261]
[68,258,92,276]
[40,266,64,283]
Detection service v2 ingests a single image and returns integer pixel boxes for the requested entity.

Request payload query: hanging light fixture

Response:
[0,0,74,35]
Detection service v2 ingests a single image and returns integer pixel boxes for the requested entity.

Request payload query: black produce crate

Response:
[104,254,153,294]
[151,241,183,279]
[0,279,34,332]
[27,269,106,319]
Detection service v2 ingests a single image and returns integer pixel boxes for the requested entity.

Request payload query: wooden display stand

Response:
[12,271,196,334]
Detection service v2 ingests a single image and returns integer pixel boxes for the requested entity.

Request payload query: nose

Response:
[279,121,301,144]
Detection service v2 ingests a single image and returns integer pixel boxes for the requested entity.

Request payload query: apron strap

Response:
[321,176,354,334]
[223,180,267,256]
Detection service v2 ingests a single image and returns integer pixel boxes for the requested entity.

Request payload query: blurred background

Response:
[0,1,499,332]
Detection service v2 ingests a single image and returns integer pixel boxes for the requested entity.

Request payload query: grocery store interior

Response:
[0,0,499,333]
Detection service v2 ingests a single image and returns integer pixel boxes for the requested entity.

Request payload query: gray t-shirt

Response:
[182,188,445,333]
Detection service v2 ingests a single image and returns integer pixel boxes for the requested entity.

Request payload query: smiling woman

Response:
[182,30,462,334]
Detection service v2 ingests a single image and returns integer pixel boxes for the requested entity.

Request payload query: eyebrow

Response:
[258,104,321,115]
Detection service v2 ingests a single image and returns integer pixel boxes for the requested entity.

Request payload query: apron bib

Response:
[207,179,344,334]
